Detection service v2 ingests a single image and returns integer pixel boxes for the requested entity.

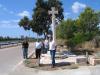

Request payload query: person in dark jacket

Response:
[22,40,29,59]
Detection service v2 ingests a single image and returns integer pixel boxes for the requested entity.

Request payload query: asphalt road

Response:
[0,43,34,75]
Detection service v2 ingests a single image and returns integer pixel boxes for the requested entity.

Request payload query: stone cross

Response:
[48,7,58,42]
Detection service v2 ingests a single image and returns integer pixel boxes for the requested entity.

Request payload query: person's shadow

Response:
[55,62,71,67]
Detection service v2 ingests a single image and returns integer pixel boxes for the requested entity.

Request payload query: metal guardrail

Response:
[0,41,34,49]
[0,42,22,49]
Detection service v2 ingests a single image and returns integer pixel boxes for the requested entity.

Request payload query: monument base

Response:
[40,51,51,64]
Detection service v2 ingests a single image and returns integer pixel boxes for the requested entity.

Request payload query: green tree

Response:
[97,11,100,22]
[56,7,100,50]
[56,19,77,49]
[31,0,49,35]
[19,16,30,30]
[76,7,100,40]
[56,19,76,39]
[19,0,64,37]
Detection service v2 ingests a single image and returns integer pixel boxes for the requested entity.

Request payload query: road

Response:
[0,43,34,75]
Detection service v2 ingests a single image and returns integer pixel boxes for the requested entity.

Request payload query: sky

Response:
[0,0,100,38]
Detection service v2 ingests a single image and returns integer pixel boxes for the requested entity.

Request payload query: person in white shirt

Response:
[35,40,42,59]
[49,38,56,68]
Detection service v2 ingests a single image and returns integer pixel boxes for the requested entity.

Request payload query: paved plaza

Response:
[9,50,100,75]
[9,62,100,75]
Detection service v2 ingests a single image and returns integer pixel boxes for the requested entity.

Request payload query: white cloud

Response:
[12,20,20,22]
[1,20,11,24]
[64,12,70,16]
[3,7,8,11]
[0,20,19,28]
[9,11,14,14]
[72,2,86,13]
[2,7,14,14]
[0,4,2,8]
[18,11,30,17]
[1,20,19,23]
[0,4,15,14]
[64,12,70,20]
[97,23,100,28]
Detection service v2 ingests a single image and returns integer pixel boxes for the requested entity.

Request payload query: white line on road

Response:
[11,51,34,71]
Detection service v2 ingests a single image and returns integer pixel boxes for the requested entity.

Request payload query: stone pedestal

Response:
[47,51,51,56]
[89,56,100,65]
[40,50,88,65]
[65,56,87,64]
[40,51,51,64]
[76,56,87,64]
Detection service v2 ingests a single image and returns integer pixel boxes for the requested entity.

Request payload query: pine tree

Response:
[19,0,64,37]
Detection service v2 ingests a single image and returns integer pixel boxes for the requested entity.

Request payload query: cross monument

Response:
[48,7,58,42]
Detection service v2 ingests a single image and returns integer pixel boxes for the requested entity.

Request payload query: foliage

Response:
[0,36,21,42]
[56,7,100,49]
[48,0,64,21]
[97,11,100,23]
[19,0,64,36]
[31,0,49,35]
[76,7,99,34]
[19,16,30,30]
[56,19,76,39]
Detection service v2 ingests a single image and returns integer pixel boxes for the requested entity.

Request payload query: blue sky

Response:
[0,0,100,38]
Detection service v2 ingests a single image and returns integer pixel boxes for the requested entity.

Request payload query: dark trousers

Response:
[42,48,48,54]
[23,48,28,59]
[35,49,41,59]
[50,50,56,66]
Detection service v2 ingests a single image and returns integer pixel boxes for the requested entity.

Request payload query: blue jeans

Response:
[23,48,28,59]
[50,50,56,66]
